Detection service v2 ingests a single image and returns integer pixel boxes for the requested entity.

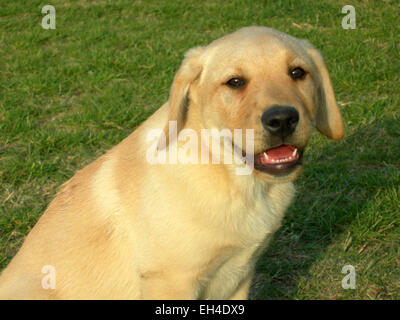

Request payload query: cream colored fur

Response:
[0,26,343,299]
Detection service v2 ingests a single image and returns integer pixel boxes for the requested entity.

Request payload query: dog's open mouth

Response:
[254,145,302,175]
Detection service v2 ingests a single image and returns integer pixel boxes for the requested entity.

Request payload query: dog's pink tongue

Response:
[258,145,298,165]
[266,145,295,159]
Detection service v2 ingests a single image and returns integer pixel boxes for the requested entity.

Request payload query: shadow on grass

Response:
[250,116,400,299]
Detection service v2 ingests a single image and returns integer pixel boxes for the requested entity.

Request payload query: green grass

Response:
[0,0,399,299]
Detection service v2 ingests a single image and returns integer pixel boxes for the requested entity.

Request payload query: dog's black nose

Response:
[261,106,299,138]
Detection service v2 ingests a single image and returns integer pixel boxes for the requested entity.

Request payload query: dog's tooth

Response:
[263,152,268,160]
[292,148,297,157]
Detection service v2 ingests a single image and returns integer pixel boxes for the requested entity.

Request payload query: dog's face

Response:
[163,27,343,183]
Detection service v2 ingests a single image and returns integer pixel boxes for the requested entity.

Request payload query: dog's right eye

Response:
[226,78,246,89]
[289,67,307,80]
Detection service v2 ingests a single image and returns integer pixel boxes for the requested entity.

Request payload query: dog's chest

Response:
[234,182,294,243]
[199,182,295,299]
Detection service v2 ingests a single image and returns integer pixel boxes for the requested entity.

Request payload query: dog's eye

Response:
[226,78,246,89]
[289,67,307,80]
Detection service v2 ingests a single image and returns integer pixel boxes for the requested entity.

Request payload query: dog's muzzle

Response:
[254,106,302,175]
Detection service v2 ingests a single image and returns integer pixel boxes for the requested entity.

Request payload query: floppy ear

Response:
[304,43,344,140]
[159,47,204,148]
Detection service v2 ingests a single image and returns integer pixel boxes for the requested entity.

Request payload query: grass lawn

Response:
[0,0,399,299]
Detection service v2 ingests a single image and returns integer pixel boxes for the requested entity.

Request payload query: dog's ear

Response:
[159,47,204,149]
[304,42,344,140]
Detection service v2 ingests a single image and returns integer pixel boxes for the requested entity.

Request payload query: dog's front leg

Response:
[141,273,199,300]
[228,272,253,300]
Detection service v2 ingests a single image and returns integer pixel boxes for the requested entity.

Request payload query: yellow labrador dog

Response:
[0,26,343,299]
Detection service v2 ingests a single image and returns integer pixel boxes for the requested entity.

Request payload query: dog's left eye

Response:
[289,67,307,80]
[226,78,246,88]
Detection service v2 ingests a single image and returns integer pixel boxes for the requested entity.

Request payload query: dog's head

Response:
[162,26,343,183]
